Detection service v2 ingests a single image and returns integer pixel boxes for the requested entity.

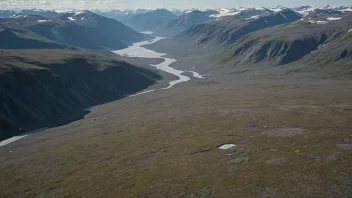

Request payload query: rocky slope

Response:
[0,11,151,50]
[178,9,301,46]
[0,50,161,140]
[148,9,302,55]
[221,14,352,66]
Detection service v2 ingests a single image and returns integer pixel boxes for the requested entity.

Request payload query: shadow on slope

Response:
[0,49,162,141]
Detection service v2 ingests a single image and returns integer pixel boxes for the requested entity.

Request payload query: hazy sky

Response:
[0,0,351,10]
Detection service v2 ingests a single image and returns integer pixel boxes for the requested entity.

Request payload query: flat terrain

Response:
[1,69,352,197]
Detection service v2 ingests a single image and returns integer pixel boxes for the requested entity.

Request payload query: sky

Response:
[0,0,351,10]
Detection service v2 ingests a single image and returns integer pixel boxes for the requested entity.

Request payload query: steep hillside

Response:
[125,9,176,32]
[296,26,352,75]
[147,9,301,55]
[221,14,352,66]
[179,9,301,46]
[162,10,216,36]
[0,29,68,49]
[0,50,161,140]
[0,12,151,50]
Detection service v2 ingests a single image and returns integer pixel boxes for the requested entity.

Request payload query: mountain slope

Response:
[179,9,301,46]
[125,9,176,32]
[161,10,216,36]
[0,50,161,140]
[20,9,60,18]
[148,9,302,55]
[0,12,151,50]
[0,10,16,18]
[221,14,352,66]
[0,28,68,49]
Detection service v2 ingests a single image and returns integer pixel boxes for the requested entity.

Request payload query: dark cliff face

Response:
[0,50,161,140]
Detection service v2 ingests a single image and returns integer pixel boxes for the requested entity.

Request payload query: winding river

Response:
[112,34,204,96]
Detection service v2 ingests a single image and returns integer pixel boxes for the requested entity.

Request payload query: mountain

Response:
[92,9,153,22]
[125,9,177,32]
[20,9,60,18]
[220,14,352,66]
[0,49,161,140]
[293,5,352,17]
[162,10,217,36]
[149,8,302,53]
[0,10,16,18]
[0,28,68,49]
[0,11,151,50]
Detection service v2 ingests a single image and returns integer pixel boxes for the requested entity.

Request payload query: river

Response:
[112,34,204,96]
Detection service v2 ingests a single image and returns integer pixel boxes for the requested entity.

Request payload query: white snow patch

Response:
[68,17,76,21]
[309,20,328,24]
[37,20,50,23]
[210,8,240,18]
[270,8,283,12]
[142,31,154,35]
[0,135,28,146]
[340,8,352,12]
[245,15,259,20]
[280,12,288,20]
[326,17,342,21]
[218,144,236,150]
[0,128,48,147]
[73,11,85,16]
[84,107,93,112]
[316,21,328,24]
[347,28,352,34]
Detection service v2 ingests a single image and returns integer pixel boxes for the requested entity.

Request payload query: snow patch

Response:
[245,15,259,20]
[348,28,352,34]
[280,12,288,20]
[0,135,28,146]
[218,144,236,150]
[326,17,342,21]
[210,8,240,18]
[142,31,154,35]
[309,20,328,24]
[68,17,76,21]
[73,11,85,16]
[37,20,50,23]
[0,128,48,147]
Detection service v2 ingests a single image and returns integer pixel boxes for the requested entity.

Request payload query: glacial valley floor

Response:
[1,60,352,197]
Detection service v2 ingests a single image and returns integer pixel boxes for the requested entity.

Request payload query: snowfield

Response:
[326,17,342,21]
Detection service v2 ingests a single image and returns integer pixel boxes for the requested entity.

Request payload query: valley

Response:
[1,5,352,198]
